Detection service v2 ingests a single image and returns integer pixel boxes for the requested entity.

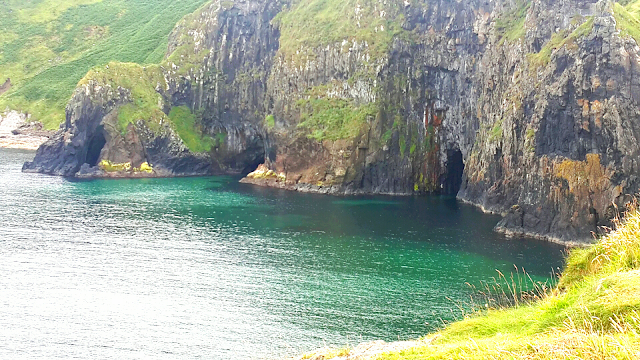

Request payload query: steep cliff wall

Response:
[461,0,640,242]
[25,0,640,243]
[25,0,281,177]
[162,0,282,173]
[259,0,486,195]
[248,0,640,243]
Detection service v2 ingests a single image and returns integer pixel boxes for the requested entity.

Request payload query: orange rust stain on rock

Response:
[591,76,601,90]
[578,98,590,118]
[432,114,442,127]
[577,99,604,129]
[554,154,609,194]
[591,100,603,129]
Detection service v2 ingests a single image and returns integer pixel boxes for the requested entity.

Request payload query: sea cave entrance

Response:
[442,149,464,196]
[239,144,276,176]
[85,129,106,167]
[241,155,265,176]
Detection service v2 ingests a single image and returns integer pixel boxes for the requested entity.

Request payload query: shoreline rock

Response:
[288,338,436,360]
[0,111,52,150]
[240,164,412,195]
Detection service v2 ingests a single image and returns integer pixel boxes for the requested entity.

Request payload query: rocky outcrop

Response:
[260,0,485,195]
[0,78,11,96]
[23,80,212,177]
[253,0,640,243]
[161,0,282,174]
[25,0,640,243]
[0,111,52,150]
[459,0,640,242]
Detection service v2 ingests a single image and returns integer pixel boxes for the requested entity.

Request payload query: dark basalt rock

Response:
[23,83,129,176]
[24,0,280,179]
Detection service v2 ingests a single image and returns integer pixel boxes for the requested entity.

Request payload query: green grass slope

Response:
[273,0,409,63]
[614,0,640,45]
[375,207,640,359]
[0,0,209,129]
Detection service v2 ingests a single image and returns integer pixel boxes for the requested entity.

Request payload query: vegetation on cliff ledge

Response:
[527,16,594,71]
[79,62,166,133]
[297,96,377,141]
[273,0,409,62]
[494,0,530,44]
[308,206,640,359]
[168,106,217,153]
[80,62,215,154]
[614,0,640,45]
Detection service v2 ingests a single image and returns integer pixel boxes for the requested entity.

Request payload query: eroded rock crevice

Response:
[85,129,106,167]
[443,149,464,196]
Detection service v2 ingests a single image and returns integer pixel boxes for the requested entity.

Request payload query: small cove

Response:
[0,148,566,359]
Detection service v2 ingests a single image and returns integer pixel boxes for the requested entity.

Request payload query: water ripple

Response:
[0,149,566,359]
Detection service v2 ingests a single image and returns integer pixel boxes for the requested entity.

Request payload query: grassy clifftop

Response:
[273,0,410,63]
[614,0,640,45]
[79,62,216,153]
[0,0,209,129]
[305,206,640,359]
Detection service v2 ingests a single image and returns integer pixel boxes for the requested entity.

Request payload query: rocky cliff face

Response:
[459,0,640,243]
[259,0,486,195]
[162,0,282,174]
[23,79,212,177]
[25,0,640,243]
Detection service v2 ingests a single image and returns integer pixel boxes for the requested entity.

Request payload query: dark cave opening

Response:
[241,156,265,176]
[85,129,106,167]
[239,146,276,176]
[442,149,464,196]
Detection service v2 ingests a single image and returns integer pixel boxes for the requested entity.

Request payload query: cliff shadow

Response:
[442,148,464,195]
[85,128,106,167]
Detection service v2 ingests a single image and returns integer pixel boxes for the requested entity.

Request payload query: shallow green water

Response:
[0,149,566,359]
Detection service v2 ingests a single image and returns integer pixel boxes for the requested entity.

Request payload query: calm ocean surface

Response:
[0,148,566,359]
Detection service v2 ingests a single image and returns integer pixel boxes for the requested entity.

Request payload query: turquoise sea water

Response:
[0,149,566,359]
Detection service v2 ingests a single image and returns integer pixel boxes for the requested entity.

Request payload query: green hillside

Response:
[0,0,209,129]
